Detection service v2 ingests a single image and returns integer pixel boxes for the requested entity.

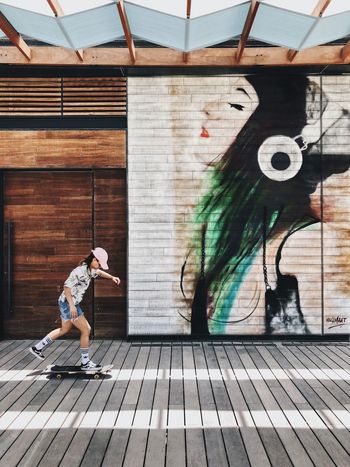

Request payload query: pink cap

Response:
[92,247,109,270]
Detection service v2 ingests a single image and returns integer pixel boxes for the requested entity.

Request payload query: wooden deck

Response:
[0,339,349,467]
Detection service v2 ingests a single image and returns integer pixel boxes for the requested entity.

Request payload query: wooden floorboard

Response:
[0,340,349,466]
[79,340,124,467]
[167,344,186,467]
[267,346,346,466]
[144,345,171,467]
[0,340,77,465]
[183,344,208,467]
[123,344,158,467]
[58,341,116,467]
[36,340,107,467]
[194,343,229,467]
[101,343,142,467]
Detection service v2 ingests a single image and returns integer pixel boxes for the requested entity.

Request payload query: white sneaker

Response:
[81,360,101,371]
[29,346,45,360]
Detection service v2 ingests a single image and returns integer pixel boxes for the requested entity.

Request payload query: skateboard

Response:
[48,364,113,379]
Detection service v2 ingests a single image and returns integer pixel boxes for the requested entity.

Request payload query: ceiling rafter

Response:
[47,0,63,17]
[117,0,136,63]
[288,0,331,62]
[236,0,259,63]
[0,12,31,60]
[183,0,192,64]
[47,0,84,62]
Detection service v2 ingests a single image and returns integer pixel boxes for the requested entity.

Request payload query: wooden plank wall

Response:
[128,75,350,336]
[0,130,126,168]
[128,76,258,335]
[94,171,127,337]
[322,76,350,335]
[1,129,127,338]
[3,171,94,338]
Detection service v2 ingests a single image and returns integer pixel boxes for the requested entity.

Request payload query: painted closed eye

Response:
[237,87,250,98]
[228,103,245,111]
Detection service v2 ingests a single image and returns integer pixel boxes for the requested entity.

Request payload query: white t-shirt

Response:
[59,264,100,305]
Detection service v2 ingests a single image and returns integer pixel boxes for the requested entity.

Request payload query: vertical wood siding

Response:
[1,129,127,338]
[94,170,127,337]
[3,171,93,337]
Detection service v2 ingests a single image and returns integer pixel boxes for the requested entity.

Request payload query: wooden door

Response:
[2,171,93,338]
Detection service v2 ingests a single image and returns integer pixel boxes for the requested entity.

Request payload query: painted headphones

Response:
[257,135,308,182]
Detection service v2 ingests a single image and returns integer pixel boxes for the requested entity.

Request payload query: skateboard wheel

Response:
[94,374,100,379]
[56,374,62,380]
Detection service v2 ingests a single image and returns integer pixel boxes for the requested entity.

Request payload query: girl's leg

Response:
[31,319,73,359]
[47,318,74,340]
[72,315,91,348]
[71,315,97,367]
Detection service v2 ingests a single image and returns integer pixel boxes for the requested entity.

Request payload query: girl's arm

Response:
[97,270,121,285]
[64,286,78,319]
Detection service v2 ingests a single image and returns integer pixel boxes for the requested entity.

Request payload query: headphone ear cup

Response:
[258,135,303,181]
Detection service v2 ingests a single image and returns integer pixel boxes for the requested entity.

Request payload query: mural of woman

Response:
[189,75,350,336]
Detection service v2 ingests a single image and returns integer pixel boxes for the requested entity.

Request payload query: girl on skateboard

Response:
[30,247,120,370]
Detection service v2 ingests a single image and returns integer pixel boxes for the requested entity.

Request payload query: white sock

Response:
[80,348,89,365]
[35,336,53,351]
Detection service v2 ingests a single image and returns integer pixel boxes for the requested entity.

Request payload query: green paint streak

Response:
[193,164,282,333]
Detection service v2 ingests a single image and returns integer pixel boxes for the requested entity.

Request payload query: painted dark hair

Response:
[191,74,350,334]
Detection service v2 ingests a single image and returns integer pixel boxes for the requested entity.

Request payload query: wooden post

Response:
[183,0,192,63]
[47,0,84,62]
[236,0,259,63]
[117,0,136,63]
[0,12,31,60]
[288,0,331,62]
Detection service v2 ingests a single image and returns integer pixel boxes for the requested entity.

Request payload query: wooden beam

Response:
[47,0,64,17]
[117,0,136,63]
[47,0,84,62]
[0,12,31,60]
[183,0,192,63]
[0,45,347,67]
[341,40,350,63]
[288,0,331,62]
[311,0,332,17]
[186,0,192,17]
[236,0,259,63]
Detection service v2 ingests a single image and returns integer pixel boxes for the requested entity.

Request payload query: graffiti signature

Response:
[326,316,347,329]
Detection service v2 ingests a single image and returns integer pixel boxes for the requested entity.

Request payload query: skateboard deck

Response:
[48,364,113,379]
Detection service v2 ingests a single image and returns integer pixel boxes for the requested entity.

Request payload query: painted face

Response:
[197,79,258,165]
[201,85,257,139]
[170,77,258,167]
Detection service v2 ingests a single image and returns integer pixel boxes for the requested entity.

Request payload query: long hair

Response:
[190,75,350,334]
[79,252,95,268]
[193,75,322,332]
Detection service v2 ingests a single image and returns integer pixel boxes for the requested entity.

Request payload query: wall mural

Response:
[128,75,350,336]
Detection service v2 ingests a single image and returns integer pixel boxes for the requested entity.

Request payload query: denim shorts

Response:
[58,299,84,321]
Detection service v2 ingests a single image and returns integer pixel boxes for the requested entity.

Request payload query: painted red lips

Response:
[200,127,209,138]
